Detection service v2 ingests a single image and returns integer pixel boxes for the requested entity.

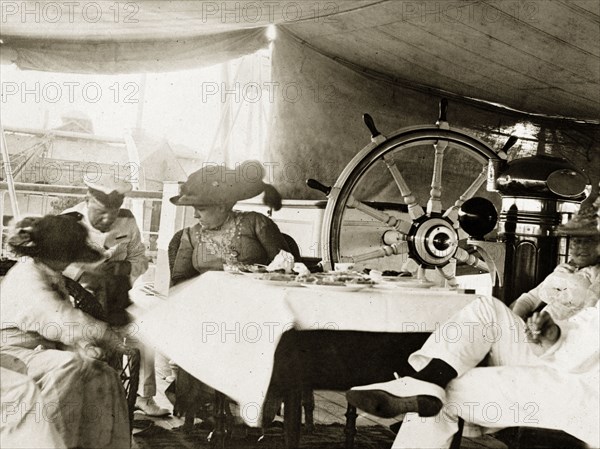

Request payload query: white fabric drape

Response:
[2,28,269,74]
[0,0,370,74]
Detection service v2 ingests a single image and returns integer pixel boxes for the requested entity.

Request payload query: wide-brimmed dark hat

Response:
[170,160,282,210]
[556,204,599,237]
[8,214,104,263]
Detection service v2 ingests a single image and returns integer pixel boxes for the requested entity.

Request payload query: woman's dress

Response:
[0,259,130,449]
[167,210,290,427]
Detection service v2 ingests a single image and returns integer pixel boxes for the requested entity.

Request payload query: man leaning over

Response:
[63,174,169,417]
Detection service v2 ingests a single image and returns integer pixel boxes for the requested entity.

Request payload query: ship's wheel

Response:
[308,99,516,287]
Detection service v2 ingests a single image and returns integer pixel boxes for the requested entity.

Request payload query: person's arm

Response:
[525,311,561,349]
[21,282,114,353]
[511,263,583,318]
[170,228,200,285]
[125,220,149,284]
[253,213,290,261]
[537,303,600,371]
[511,268,557,318]
[583,268,599,307]
[511,290,543,319]
[168,229,184,275]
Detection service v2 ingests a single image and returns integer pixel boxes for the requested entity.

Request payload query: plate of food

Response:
[301,280,370,292]
[298,272,374,291]
[237,264,269,274]
[223,264,245,274]
[374,276,436,289]
[224,264,270,278]
[256,272,304,287]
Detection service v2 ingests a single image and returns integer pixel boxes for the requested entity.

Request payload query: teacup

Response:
[334,262,355,272]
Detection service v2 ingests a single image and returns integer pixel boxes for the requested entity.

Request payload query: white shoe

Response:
[135,396,171,417]
[346,377,445,418]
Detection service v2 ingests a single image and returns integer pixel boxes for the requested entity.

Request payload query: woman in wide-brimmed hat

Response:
[0,214,130,449]
[169,160,291,284]
[511,204,600,321]
[167,161,293,429]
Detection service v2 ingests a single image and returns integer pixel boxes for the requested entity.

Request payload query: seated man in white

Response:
[63,175,169,417]
[347,205,599,449]
[511,206,599,321]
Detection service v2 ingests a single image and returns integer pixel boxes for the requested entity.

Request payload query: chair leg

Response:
[344,403,357,449]
[208,391,227,448]
[514,427,523,449]
[449,417,464,449]
[301,388,315,433]
[284,388,302,449]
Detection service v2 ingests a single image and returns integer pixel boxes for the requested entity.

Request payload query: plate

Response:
[223,265,245,275]
[303,273,370,283]
[375,278,436,289]
[261,279,305,287]
[240,272,266,280]
[256,273,304,287]
[224,264,270,276]
[237,264,269,274]
[301,283,369,293]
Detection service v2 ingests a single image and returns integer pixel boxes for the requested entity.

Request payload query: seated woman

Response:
[169,160,290,284]
[167,160,291,429]
[0,215,130,449]
[346,205,600,449]
[1,352,66,449]
[511,205,599,321]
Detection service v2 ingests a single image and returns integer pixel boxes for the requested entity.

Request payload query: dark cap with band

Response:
[84,175,133,209]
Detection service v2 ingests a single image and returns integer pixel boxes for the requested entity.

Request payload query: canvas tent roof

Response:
[1,0,598,122]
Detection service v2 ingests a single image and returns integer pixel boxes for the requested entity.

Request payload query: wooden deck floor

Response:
[132,366,507,449]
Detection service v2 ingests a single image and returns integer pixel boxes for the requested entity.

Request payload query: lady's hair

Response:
[8,214,103,263]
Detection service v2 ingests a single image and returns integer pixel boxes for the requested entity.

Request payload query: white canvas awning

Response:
[1,1,598,121]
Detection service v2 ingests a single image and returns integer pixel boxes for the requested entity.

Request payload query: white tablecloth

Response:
[134,272,480,426]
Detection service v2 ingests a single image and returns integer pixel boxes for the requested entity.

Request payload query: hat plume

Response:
[263,184,282,211]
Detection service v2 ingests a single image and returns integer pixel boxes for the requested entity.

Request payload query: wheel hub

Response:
[409,217,458,267]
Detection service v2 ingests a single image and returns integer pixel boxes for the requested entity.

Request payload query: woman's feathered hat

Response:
[8,214,104,262]
[170,160,282,210]
[556,204,599,237]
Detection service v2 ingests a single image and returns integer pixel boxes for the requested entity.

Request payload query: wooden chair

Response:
[349,416,588,449]
[0,258,17,276]
[280,233,316,432]
[107,343,141,430]
[64,276,141,430]
[450,419,588,449]
[282,233,301,261]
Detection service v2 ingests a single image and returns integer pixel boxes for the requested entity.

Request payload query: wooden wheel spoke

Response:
[454,247,489,272]
[427,143,446,214]
[324,121,503,274]
[467,240,506,287]
[348,241,408,264]
[346,195,413,234]
[383,155,425,220]
[436,266,459,288]
[443,165,488,225]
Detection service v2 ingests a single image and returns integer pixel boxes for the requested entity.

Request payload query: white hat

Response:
[84,174,132,208]
[84,174,133,195]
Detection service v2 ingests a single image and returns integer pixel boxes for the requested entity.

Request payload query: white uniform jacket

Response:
[62,202,149,286]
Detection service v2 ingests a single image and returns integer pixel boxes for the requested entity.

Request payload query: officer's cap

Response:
[85,174,133,209]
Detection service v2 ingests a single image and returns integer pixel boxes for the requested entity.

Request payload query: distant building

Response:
[1,119,204,259]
